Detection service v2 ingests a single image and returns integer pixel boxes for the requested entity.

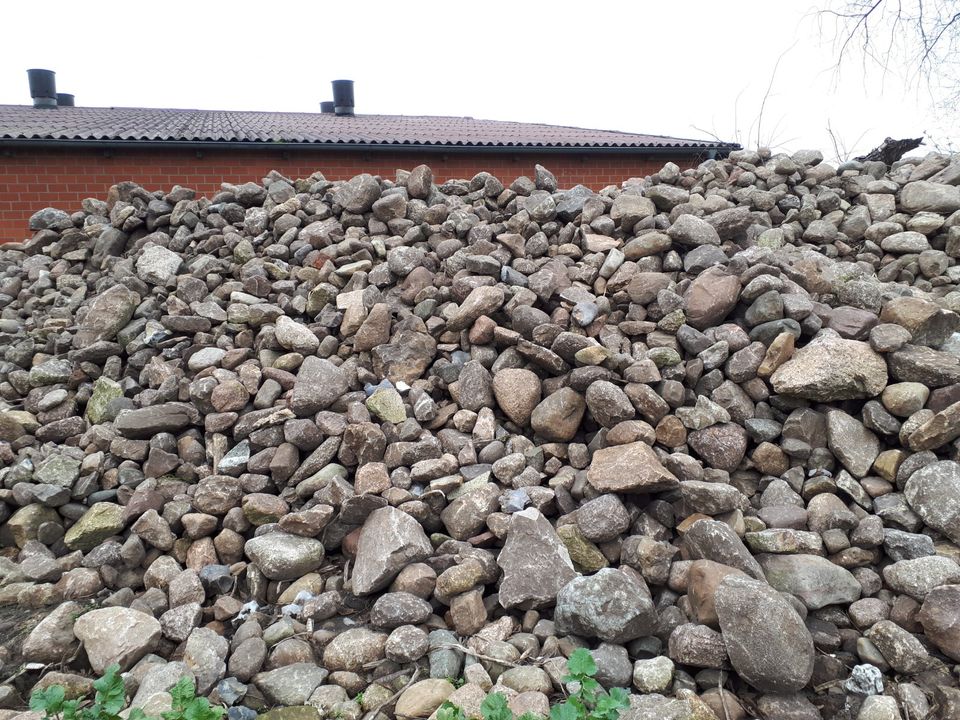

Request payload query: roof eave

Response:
[0,137,740,156]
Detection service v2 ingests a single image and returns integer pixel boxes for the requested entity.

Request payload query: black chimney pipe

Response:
[27,69,57,109]
[332,80,354,116]
[56,93,75,107]
[320,101,335,114]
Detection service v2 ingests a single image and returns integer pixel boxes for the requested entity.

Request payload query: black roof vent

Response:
[27,69,57,109]
[332,79,354,116]
[57,93,75,107]
[320,101,335,114]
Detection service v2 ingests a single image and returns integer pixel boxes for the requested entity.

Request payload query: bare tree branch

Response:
[755,40,798,150]
[822,0,960,148]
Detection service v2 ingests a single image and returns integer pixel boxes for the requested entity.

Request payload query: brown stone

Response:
[529,387,585,441]
[686,559,747,627]
[757,331,795,378]
[587,441,679,493]
[751,441,789,475]
[684,268,741,330]
[655,415,687,447]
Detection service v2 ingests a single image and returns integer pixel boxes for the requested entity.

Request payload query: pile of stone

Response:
[1,149,960,720]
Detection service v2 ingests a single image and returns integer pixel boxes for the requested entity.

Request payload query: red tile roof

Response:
[0,105,735,151]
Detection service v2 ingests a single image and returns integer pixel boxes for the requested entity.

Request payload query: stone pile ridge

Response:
[2,149,960,720]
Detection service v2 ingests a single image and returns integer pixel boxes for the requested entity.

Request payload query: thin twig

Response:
[717,674,731,720]
[363,667,421,720]
[435,642,536,669]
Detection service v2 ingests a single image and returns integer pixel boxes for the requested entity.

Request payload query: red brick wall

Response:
[0,146,707,242]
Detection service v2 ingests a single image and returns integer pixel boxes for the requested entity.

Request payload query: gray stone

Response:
[73,607,161,673]
[244,533,325,581]
[353,507,433,595]
[21,601,81,663]
[882,556,960,600]
[667,214,721,246]
[34,454,81,488]
[555,568,657,643]
[114,403,196,439]
[918,584,960,660]
[275,316,319,354]
[757,553,861,609]
[683,519,765,580]
[137,243,183,284]
[370,592,433,628]
[183,627,229,695]
[904,460,960,544]
[254,664,329,706]
[73,284,140,347]
[447,286,505,332]
[714,574,815,693]
[334,174,381,213]
[322,627,387,672]
[844,664,884,696]
[826,410,880,478]
[864,620,931,674]
[900,180,960,213]
[771,331,888,401]
[498,508,577,610]
[290,357,349,416]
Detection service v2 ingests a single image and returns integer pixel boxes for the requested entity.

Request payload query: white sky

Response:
[0,0,953,159]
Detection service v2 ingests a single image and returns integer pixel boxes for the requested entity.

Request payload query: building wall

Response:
[0,146,707,242]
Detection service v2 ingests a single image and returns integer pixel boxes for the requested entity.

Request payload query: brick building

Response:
[0,101,737,242]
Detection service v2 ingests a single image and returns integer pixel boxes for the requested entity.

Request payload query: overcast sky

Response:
[0,1,952,159]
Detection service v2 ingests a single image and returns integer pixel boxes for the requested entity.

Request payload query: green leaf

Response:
[93,664,127,717]
[480,692,512,720]
[566,649,597,679]
[593,694,619,716]
[607,687,630,709]
[184,698,225,720]
[437,701,467,720]
[128,709,150,720]
[583,684,631,720]
[550,701,579,720]
[516,714,540,720]
[170,678,196,711]
[61,699,80,720]
[579,677,601,697]
[30,685,66,717]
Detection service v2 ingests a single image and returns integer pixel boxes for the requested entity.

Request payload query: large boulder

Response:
[73,608,161,673]
[771,330,888,400]
[498,508,578,609]
[244,533,325,581]
[714,574,815,693]
[904,461,960,544]
[587,441,679,494]
[290,357,349,416]
[918,584,960,660]
[352,507,433,595]
[756,553,862,609]
[554,568,657,643]
[900,180,960,213]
